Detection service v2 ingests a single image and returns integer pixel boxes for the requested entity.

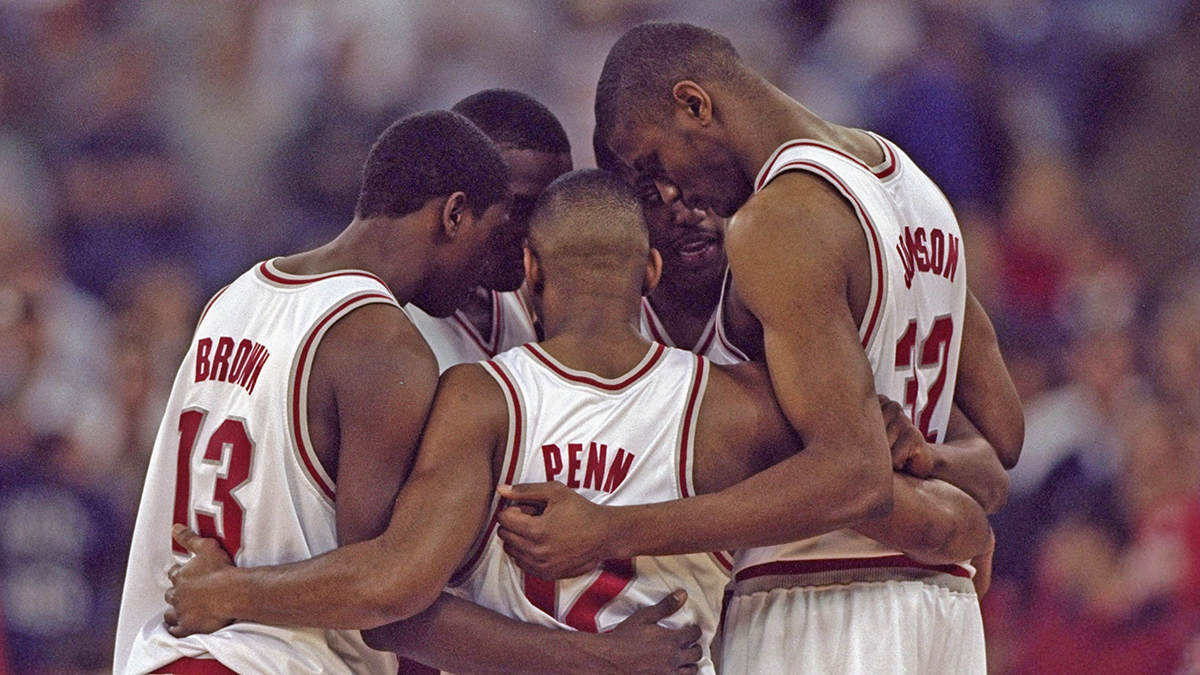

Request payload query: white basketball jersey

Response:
[114,259,401,675]
[639,288,748,366]
[731,134,970,581]
[406,290,538,372]
[448,344,731,675]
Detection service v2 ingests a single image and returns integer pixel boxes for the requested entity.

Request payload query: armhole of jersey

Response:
[287,293,399,506]
[676,354,709,499]
[451,359,526,586]
[190,284,230,342]
[762,160,888,352]
[674,356,734,574]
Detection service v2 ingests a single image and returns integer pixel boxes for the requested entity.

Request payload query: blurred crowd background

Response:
[0,0,1198,673]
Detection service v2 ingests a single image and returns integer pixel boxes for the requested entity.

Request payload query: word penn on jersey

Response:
[114,259,400,675]
[728,134,972,585]
[449,343,731,675]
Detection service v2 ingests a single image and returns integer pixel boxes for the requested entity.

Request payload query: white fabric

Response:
[405,290,538,372]
[722,578,986,675]
[114,258,400,675]
[449,344,730,675]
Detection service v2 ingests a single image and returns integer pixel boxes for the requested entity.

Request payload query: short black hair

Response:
[528,169,648,281]
[452,89,571,155]
[355,110,509,219]
[595,21,751,143]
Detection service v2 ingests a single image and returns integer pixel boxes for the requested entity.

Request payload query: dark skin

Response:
[457,146,572,337]
[498,77,1021,578]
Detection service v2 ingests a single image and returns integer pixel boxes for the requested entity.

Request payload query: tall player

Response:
[406,90,573,370]
[163,170,992,674]
[498,22,1024,675]
[113,114,694,675]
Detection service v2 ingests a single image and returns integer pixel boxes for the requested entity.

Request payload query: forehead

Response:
[499,147,572,196]
[608,118,671,166]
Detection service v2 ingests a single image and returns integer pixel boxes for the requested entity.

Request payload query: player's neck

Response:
[277,218,431,306]
[647,278,721,349]
[731,88,832,178]
[539,290,648,377]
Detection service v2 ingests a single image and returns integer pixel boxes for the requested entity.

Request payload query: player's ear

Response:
[643,248,663,297]
[524,246,544,297]
[672,81,712,125]
[440,192,469,240]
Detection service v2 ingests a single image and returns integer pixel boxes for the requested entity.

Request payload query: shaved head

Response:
[527,169,650,294]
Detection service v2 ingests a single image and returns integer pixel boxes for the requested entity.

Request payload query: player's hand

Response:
[879,395,938,477]
[583,590,702,674]
[163,525,236,637]
[971,528,996,598]
[495,482,611,579]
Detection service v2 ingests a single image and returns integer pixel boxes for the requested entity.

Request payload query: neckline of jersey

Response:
[753,133,898,192]
[523,341,667,392]
[258,258,394,297]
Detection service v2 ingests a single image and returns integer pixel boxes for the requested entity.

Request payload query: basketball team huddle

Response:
[113,22,1024,675]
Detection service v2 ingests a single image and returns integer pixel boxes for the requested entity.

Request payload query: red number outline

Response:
[523,558,637,632]
[172,410,256,560]
[893,315,955,442]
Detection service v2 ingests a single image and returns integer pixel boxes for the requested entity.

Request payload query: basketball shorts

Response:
[721,570,986,675]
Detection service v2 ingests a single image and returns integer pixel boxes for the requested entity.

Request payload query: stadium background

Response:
[0,0,1198,672]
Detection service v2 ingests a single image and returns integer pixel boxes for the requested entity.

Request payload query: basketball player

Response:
[406,90,573,370]
[496,22,1024,675]
[113,114,694,675]
[162,170,991,675]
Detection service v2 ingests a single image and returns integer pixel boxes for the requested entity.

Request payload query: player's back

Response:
[450,343,729,675]
[114,259,400,675]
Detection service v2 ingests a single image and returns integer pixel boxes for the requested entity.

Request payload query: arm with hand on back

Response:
[166,344,496,632]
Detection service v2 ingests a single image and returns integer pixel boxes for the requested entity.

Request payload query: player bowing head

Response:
[453,89,573,293]
[356,110,512,317]
[595,22,769,218]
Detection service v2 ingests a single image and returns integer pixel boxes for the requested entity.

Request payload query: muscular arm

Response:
[912,406,1010,513]
[169,363,501,630]
[498,175,894,566]
[954,290,1024,469]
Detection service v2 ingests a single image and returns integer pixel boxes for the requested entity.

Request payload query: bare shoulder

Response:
[321,303,438,380]
[427,362,509,433]
[726,171,863,281]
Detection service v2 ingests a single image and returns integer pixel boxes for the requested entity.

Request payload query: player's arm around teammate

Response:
[496,171,1000,577]
[167,360,701,674]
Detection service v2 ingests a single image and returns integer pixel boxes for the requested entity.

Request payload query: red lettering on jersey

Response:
[242,347,269,395]
[929,229,945,275]
[897,227,960,287]
[584,443,607,491]
[566,443,583,488]
[944,233,959,282]
[542,444,563,481]
[603,448,634,493]
[914,228,930,272]
[195,338,213,382]
[211,337,235,381]
[227,339,254,383]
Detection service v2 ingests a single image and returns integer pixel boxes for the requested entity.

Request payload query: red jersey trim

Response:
[713,268,751,362]
[151,657,241,675]
[735,555,971,582]
[452,359,525,585]
[754,138,896,192]
[641,298,671,345]
[289,292,395,503]
[711,551,735,573]
[451,291,503,357]
[677,354,707,498]
[197,285,230,325]
[257,259,393,297]
[759,160,886,349]
[523,342,667,392]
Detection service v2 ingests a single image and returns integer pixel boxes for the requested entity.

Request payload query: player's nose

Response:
[670,199,705,229]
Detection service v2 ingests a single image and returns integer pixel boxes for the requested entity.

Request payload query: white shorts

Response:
[721,571,986,675]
